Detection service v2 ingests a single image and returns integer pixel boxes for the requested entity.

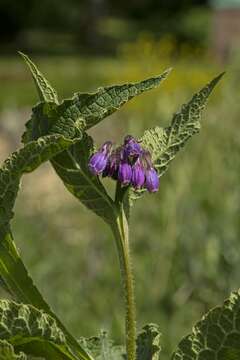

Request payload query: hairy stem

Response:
[112,186,136,360]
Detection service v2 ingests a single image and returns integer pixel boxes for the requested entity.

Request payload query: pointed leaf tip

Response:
[207,71,225,91]
[19,51,58,103]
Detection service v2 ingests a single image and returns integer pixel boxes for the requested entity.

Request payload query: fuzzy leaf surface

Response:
[136,324,161,360]
[172,289,240,360]
[51,69,171,132]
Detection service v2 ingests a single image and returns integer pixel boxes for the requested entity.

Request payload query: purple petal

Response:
[131,160,145,189]
[89,152,108,175]
[145,168,159,193]
[118,161,132,185]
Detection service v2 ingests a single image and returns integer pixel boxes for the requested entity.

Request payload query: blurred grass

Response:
[0,37,240,358]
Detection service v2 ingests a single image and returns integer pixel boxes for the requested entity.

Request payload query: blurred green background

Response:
[1,0,240,358]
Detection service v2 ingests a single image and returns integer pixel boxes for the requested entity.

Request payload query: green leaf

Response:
[22,106,116,224]
[143,72,223,176]
[50,69,171,132]
[0,340,27,360]
[172,289,240,360]
[19,52,58,103]
[0,135,93,360]
[136,324,161,360]
[22,65,171,144]
[79,331,125,360]
[129,72,224,203]
[51,133,116,224]
[0,299,78,360]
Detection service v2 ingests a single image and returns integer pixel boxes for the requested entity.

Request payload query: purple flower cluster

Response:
[88,135,159,193]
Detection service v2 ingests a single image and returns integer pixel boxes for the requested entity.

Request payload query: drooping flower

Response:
[131,158,145,189]
[145,167,159,193]
[118,161,132,185]
[123,135,142,160]
[88,141,112,175]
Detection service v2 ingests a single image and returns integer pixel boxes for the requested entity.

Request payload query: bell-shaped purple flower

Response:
[123,135,142,159]
[131,158,145,189]
[118,161,132,185]
[88,141,112,175]
[145,167,159,193]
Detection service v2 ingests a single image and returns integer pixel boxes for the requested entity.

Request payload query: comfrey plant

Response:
[0,53,238,360]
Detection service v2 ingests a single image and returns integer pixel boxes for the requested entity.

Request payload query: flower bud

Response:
[88,141,112,175]
[145,168,159,193]
[118,161,132,185]
[131,159,145,189]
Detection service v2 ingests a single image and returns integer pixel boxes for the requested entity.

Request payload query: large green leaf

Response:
[0,340,27,360]
[136,324,161,360]
[172,289,240,360]
[0,135,92,360]
[50,69,171,132]
[143,73,223,175]
[20,53,170,143]
[128,73,224,203]
[0,299,77,360]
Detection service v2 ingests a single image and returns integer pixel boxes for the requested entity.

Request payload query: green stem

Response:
[112,185,136,360]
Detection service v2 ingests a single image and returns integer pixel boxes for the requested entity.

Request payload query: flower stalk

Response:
[111,183,136,360]
[88,134,160,360]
